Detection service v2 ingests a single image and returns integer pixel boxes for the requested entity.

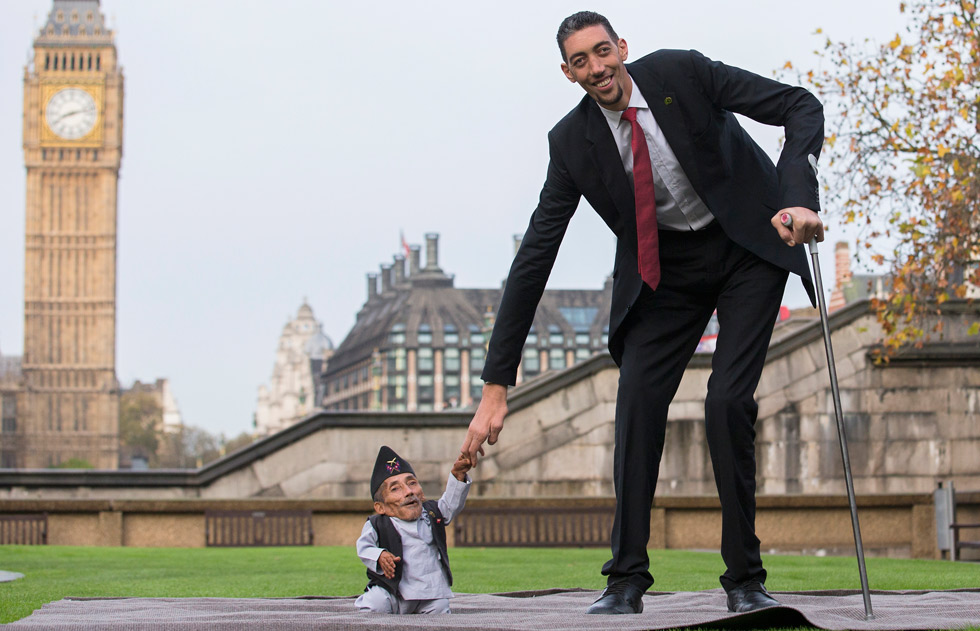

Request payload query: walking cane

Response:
[781,154,874,620]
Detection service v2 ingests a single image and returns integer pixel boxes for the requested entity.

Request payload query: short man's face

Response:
[375,472,425,521]
[560,25,631,111]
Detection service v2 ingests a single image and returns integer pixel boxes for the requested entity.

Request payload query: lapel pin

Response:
[664,97,673,105]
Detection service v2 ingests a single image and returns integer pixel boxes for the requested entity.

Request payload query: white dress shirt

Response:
[357,473,471,601]
[599,73,714,231]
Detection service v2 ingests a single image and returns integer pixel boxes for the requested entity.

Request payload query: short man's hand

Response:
[451,453,473,481]
[378,550,400,579]
[772,206,824,247]
[461,383,508,467]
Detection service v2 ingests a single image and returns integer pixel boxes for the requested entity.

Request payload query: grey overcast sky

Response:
[1,1,908,438]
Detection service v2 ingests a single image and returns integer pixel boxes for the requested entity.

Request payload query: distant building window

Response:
[549,348,566,370]
[559,306,599,331]
[389,323,406,345]
[523,347,540,373]
[444,374,461,405]
[418,374,434,402]
[601,327,609,346]
[418,347,434,372]
[575,333,590,346]
[470,333,484,345]
[470,376,483,401]
[0,452,15,468]
[418,324,432,345]
[388,374,407,402]
[444,325,459,345]
[387,348,407,372]
[444,347,460,372]
[526,332,538,345]
[470,347,485,371]
[575,348,592,360]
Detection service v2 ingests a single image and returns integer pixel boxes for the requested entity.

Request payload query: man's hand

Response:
[772,206,824,247]
[377,550,400,579]
[451,453,473,481]
[461,383,508,467]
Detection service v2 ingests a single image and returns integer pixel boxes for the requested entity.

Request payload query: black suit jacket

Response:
[483,49,824,386]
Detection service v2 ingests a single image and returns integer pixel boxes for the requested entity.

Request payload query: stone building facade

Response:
[0,350,23,468]
[320,233,613,412]
[255,302,334,436]
[12,0,123,468]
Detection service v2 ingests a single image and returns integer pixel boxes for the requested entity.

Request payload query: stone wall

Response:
[1,301,978,506]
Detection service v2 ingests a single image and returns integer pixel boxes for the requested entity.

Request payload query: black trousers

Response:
[601,223,788,592]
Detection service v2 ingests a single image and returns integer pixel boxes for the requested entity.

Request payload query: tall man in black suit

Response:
[461,11,824,615]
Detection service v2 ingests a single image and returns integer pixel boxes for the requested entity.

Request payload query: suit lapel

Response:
[584,103,638,256]
[630,65,704,195]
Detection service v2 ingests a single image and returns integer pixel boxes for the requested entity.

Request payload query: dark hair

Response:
[557,11,619,62]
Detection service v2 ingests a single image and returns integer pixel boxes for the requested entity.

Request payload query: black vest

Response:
[365,499,452,596]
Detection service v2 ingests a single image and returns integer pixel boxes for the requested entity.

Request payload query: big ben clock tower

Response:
[19,0,122,468]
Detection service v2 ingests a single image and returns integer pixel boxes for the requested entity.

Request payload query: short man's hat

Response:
[371,445,415,498]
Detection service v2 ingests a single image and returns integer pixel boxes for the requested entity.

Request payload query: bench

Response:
[454,506,613,547]
[0,513,48,545]
[204,509,313,547]
[935,482,980,561]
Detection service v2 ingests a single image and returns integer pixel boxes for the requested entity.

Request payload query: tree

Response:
[119,391,162,465]
[794,0,980,351]
[156,425,222,469]
[223,431,258,455]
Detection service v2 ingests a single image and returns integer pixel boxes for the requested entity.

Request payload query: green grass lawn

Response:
[0,546,978,624]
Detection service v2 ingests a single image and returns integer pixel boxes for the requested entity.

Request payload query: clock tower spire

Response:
[19,0,123,468]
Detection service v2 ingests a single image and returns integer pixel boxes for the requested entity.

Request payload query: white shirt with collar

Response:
[357,473,471,601]
[599,72,714,231]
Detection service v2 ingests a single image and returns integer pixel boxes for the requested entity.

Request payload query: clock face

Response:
[45,88,98,140]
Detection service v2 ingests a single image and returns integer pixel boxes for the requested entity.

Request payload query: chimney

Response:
[513,233,523,257]
[393,255,406,285]
[366,273,378,301]
[424,233,442,272]
[834,241,852,288]
[409,245,421,276]
[380,264,393,293]
[828,241,851,312]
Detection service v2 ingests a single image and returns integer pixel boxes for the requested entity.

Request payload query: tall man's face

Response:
[560,25,632,111]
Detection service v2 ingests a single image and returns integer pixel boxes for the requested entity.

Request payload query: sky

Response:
[0,0,910,438]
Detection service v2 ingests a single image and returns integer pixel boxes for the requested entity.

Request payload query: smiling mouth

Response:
[401,497,420,507]
[594,76,613,88]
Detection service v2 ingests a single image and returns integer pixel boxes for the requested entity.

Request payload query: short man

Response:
[462,11,824,615]
[355,446,472,614]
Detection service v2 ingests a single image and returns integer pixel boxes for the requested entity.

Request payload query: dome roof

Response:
[305,327,334,358]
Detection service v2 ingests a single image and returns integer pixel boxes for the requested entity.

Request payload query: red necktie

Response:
[622,107,660,290]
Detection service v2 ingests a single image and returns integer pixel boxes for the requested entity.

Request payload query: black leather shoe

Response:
[727,582,780,612]
[586,581,644,614]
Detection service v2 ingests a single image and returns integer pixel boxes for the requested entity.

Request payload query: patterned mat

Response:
[5,588,980,630]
